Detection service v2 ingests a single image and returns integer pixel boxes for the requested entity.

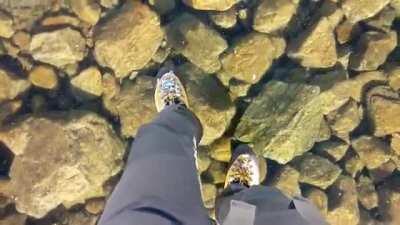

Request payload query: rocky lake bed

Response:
[0,0,400,224]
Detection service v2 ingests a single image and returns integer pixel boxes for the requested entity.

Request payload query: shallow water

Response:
[0,0,399,224]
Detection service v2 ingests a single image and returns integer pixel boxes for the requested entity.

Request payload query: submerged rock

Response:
[319,71,386,114]
[0,111,125,218]
[30,28,87,68]
[0,11,14,38]
[29,65,58,90]
[85,198,105,215]
[327,175,360,225]
[392,134,400,156]
[388,67,400,91]
[356,175,378,210]
[341,0,391,23]
[177,64,236,145]
[344,153,365,178]
[207,161,227,184]
[0,69,30,103]
[335,20,361,44]
[351,136,392,170]
[167,13,228,73]
[94,1,163,78]
[210,9,237,29]
[288,17,337,68]
[0,0,54,30]
[182,0,239,11]
[201,183,217,209]
[304,187,328,217]
[377,180,400,225]
[271,165,301,197]
[253,0,299,33]
[349,31,397,71]
[218,33,285,87]
[235,81,323,163]
[293,153,342,189]
[0,213,26,225]
[70,0,101,25]
[209,137,231,162]
[326,99,363,142]
[99,0,119,8]
[367,87,400,136]
[71,67,103,100]
[197,149,212,173]
[149,0,176,15]
[314,139,349,162]
[103,75,157,137]
[0,100,22,123]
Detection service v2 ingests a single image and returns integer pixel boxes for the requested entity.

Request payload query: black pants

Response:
[98,105,327,225]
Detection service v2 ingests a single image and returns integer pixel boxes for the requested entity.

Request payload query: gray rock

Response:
[271,166,301,198]
[349,31,397,71]
[327,176,360,225]
[351,136,392,170]
[0,111,125,218]
[314,139,349,162]
[341,0,391,23]
[357,175,378,210]
[167,13,228,74]
[253,0,300,33]
[30,28,87,68]
[0,69,30,104]
[94,1,163,78]
[293,153,342,189]
[235,81,323,163]
[103,75,157,137]
[177,63,236,145]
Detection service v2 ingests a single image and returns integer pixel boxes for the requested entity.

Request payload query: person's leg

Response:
[98,105,211,225]
[215,145,328,225]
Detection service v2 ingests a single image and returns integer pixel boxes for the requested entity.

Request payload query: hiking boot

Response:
[224,145,261,189]
[155,65,189,112]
